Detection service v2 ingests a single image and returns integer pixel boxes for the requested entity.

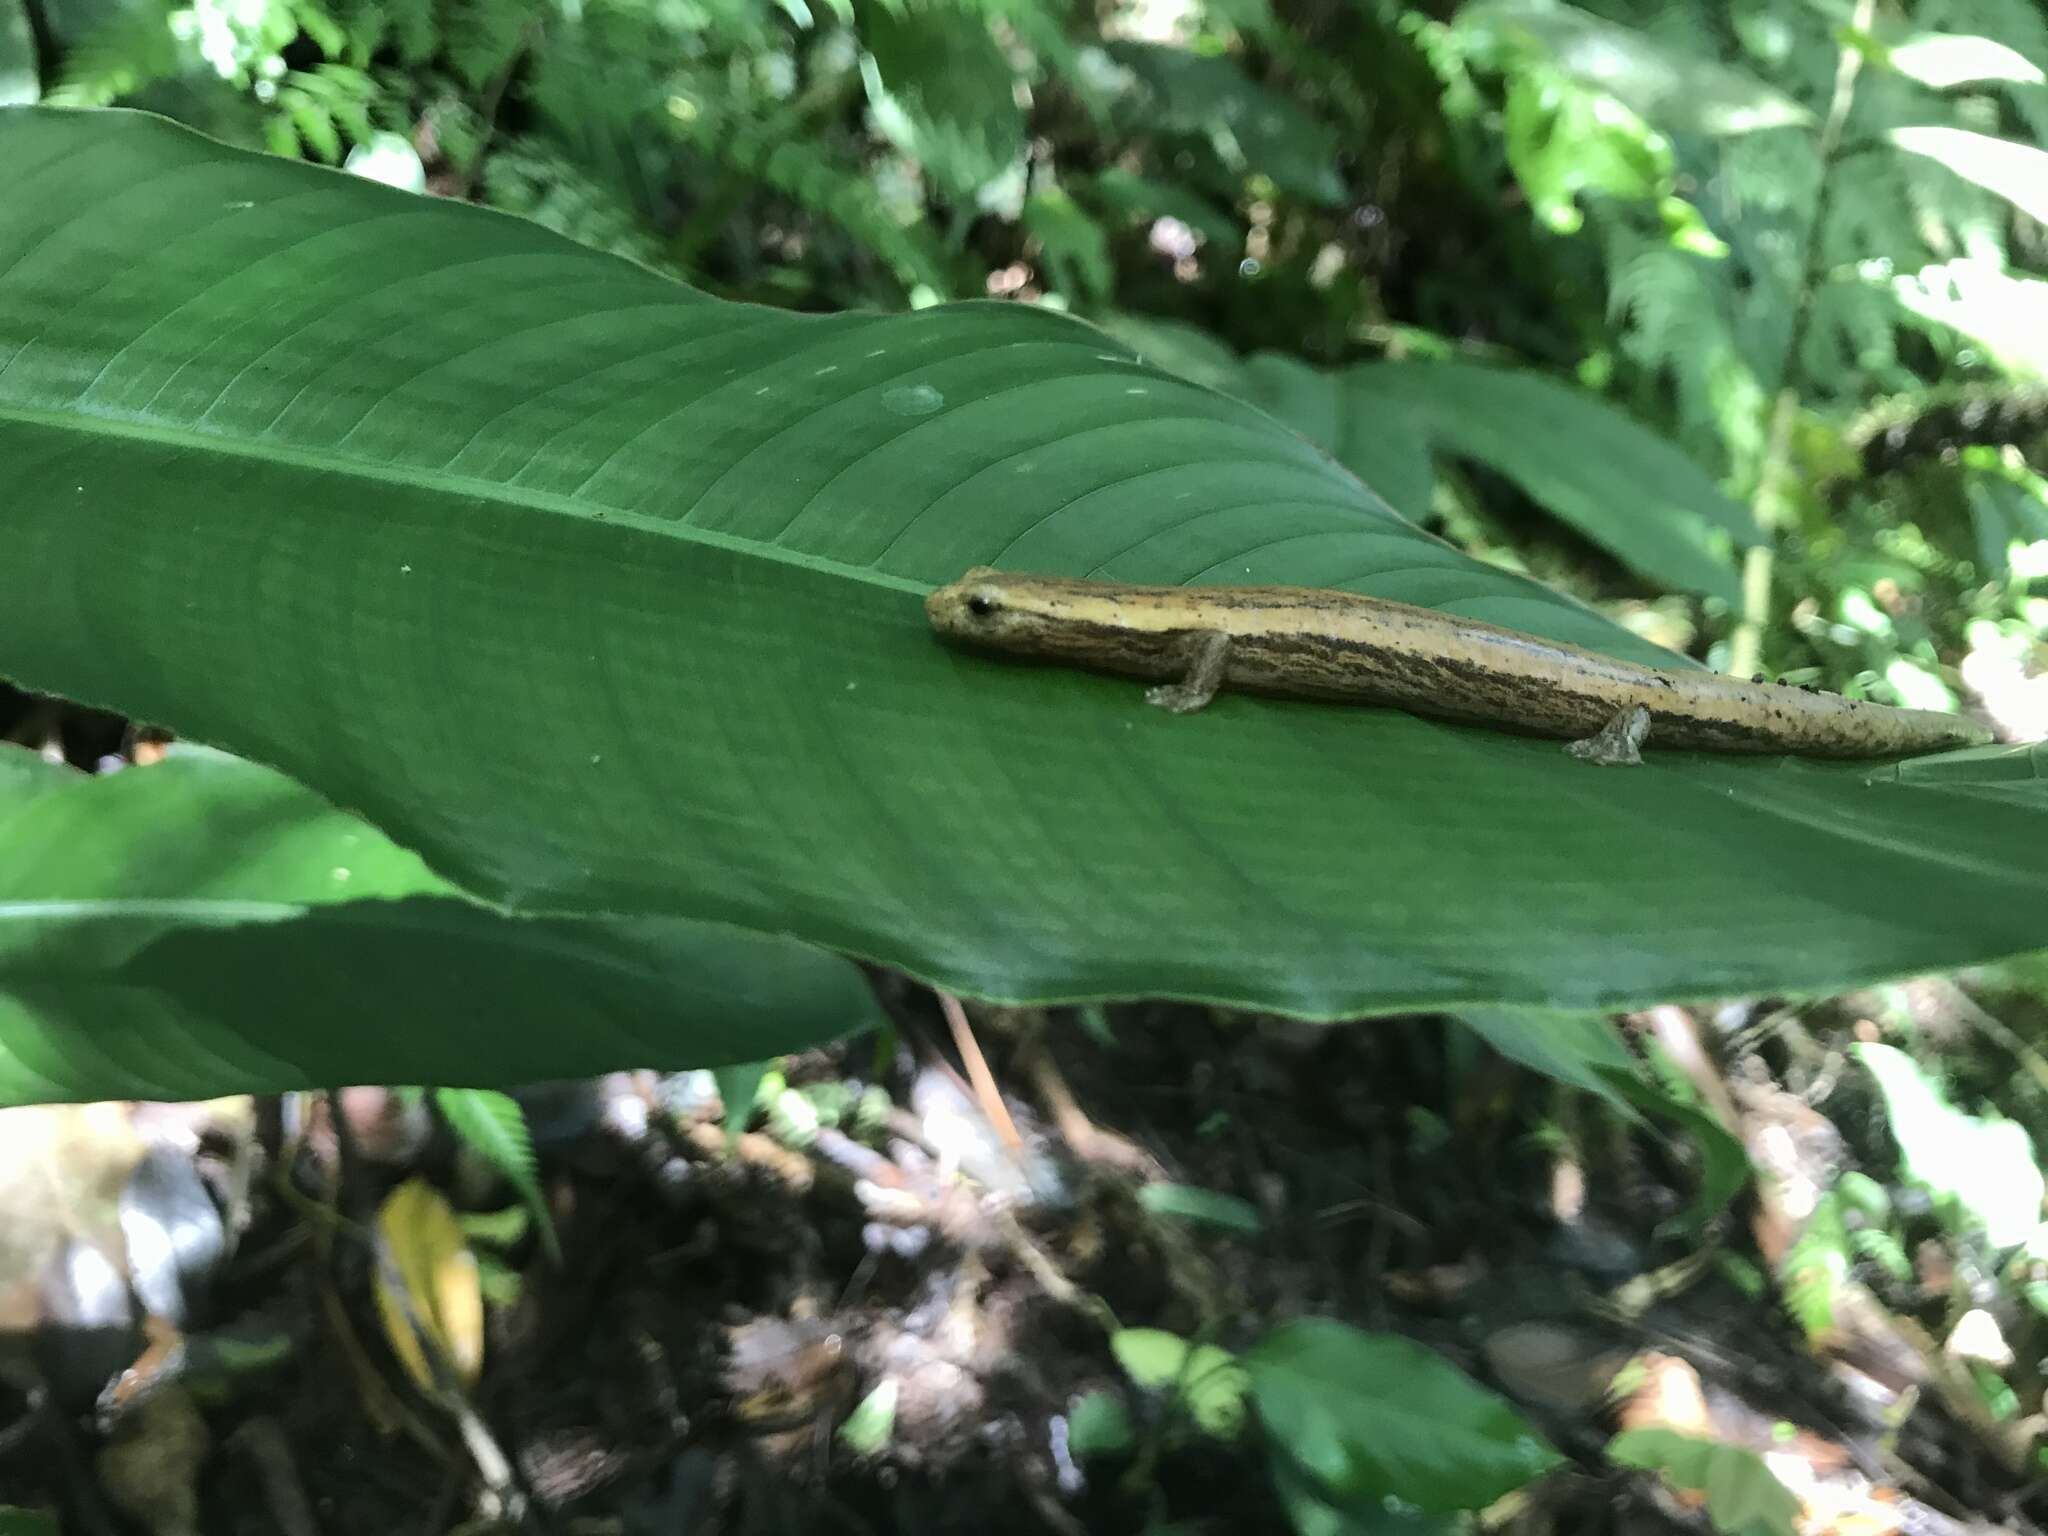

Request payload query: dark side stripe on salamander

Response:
[923,569,1993,759]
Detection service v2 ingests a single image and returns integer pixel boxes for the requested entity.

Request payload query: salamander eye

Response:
[966,593,997,617]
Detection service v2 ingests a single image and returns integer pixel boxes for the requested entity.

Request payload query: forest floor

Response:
[2,972,2043,1536]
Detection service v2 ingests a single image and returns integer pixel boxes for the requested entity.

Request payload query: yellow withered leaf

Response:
[373,1178,484,1393]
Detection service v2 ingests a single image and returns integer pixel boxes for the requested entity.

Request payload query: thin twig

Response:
[0,1402,39,1460]
[20,0,59,96]
[993,1209,1117,1336]
[447,20,541,202]
[368,1234,546,1531]
[319,1284,449,1456]
[1016,1030,1160,1177]
[1726,0,1877,680]
[228,1417,323,1536]
[1948,982,2048,1103]
[934,989,1024,1154]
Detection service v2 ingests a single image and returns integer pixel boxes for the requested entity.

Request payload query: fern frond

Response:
[289,0,351,61]
[692,111,951,294]
[1605,231,1766,472]
[1716,129,1820,222]
[482,137,673,270]
[48,1,181,107]
[1800,280,1906,401]
[333,0,440,67]
[1828,142,1943,272]
[1846,1225,1912,1284]
[434,1087,561,1266]
[446,0,532,90]
[271,63,380,161]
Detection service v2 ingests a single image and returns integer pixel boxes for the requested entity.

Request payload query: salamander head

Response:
[925,567,1058,646]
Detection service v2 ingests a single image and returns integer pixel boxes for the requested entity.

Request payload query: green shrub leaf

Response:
[1245,1321,1559,1513]
[1454,1007,1640,1116]
[1608,1428,1797,1536]
[1065,1390,1135,1460]
[1136,1182,1262,1234]
[1341,361,1759,592]
[1268,1446,1458,1535]
[1111,1328,1249,1438]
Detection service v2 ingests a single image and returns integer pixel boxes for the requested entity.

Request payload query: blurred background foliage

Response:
[5,0,2046,713]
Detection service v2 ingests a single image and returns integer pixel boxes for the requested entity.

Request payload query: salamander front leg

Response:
[1565,704,1651,766]
[1145,631,1232,714]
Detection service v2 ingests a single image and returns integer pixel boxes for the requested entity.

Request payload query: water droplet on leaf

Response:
[883,383,945,416]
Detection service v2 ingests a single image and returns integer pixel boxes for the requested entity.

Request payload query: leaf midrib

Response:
[0,898,309,934]
[0,398,933,598]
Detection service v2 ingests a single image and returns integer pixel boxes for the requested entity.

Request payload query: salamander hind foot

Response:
[1144,631,1232,714]
[1565,705,1652,766]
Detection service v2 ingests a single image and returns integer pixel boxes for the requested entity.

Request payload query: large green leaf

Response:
[1227,352,1437,524]
[2,109,2046,1026]
[1341,360,1758,594]
[0,744,72,802]
[0,745,878,1105]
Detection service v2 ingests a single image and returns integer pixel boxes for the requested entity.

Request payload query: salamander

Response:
[924,568,1991,762]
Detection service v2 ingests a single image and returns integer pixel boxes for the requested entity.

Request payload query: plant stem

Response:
[449,19,541,202]
[20,0,58,94]
[1725,0,1875,680]
[1731,390,1800,680]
